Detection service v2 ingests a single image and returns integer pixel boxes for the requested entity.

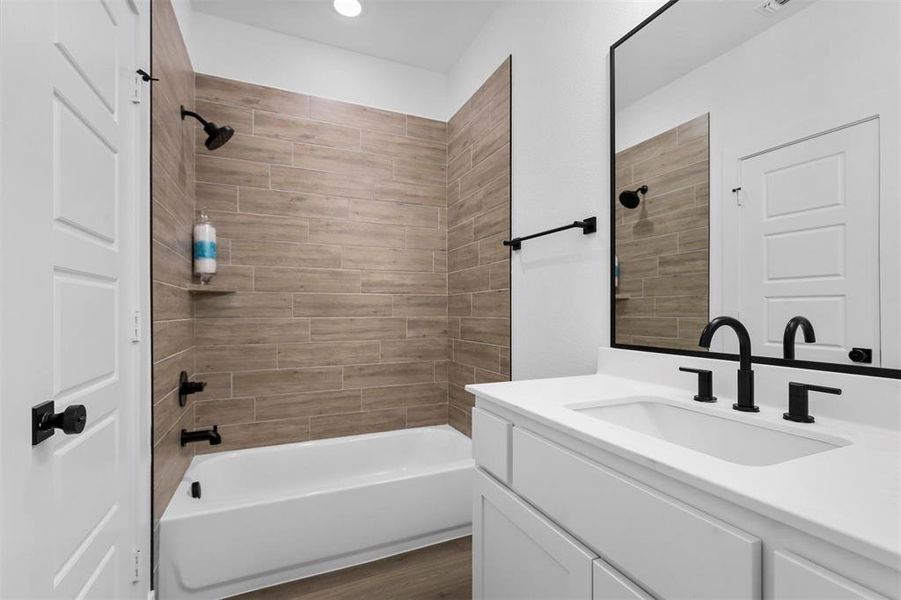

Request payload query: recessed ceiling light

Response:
[333,0,362,18]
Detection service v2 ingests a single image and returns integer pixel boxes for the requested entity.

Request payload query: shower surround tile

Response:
[152,62,511,541]
[444,59,512,437]
[614,116,709,350]
[190,73,453,453]
[151,0,196,531]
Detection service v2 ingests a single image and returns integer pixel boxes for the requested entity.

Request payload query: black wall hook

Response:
[136,69,158,82]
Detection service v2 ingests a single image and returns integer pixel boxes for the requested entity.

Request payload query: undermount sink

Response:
[570,398,848,466]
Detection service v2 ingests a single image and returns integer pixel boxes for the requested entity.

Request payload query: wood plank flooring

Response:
[229,537,472,600]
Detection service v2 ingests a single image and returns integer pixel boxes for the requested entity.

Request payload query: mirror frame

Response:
[608,0,900,380]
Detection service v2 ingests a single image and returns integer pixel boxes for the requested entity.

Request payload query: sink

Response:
[570,398,848,466]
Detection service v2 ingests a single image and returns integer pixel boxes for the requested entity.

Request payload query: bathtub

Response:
[158,425,473,599]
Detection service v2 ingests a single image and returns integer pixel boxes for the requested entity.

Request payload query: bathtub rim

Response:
[161,424,473,521]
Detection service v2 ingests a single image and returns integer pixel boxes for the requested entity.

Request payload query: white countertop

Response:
[467,370,901,571]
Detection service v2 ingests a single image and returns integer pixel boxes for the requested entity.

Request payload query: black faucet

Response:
[698,316,758,413]
[783,316,816,360]
[180,425,222,447]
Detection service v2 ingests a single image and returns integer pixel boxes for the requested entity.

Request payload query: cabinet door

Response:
[773,551,889,600]
[593,559,653,600]
[513,428,761,599]
[473,469,596,600]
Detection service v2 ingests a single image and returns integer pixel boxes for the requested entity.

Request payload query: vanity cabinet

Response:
[472,406,899,600]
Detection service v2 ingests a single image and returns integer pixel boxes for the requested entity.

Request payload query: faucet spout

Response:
[180,425,222,447]
[783,316,816,360]
[698,316,758,413]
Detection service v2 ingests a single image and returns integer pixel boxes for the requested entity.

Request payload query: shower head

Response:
[619,185,648,209]
[202,122,234,151]
[180,106,235,151]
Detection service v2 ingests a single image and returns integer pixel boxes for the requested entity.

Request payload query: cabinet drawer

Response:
[473,469,596,599]
[773,551,889,600]
[593,559,652,600]
[513,428,762,599]
[472,407,512,484]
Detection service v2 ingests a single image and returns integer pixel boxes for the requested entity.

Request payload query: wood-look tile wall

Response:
[151,0,197,523]
[191,73,452,452]
[614,114,709,351]
[446,58,512,436]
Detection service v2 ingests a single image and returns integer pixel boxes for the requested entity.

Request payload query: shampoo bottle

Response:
[193,209,217,284]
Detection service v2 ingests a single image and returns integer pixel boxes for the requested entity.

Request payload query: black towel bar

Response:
[503,216,597,251]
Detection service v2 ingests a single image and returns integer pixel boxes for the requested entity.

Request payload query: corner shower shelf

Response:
[187,285,238,294]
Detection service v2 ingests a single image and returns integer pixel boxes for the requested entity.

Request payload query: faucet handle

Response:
[679,367,717,403]
[784,382,842,423]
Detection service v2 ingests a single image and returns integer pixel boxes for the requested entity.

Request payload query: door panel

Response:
[0,0,147,597]
[593,559,652,600]
[473,470,596,600]
[773,551,889,600]
[738,120,881,365]
[512,428,761,600]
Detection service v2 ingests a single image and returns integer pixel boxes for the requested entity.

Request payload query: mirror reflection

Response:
[613,0,900,370]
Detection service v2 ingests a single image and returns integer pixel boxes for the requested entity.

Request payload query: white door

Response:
[473,470,596,600]
[0,0,149,598]
[737,119,881,365]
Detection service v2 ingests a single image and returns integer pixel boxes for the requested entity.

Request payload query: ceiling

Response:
[190,0,502,73]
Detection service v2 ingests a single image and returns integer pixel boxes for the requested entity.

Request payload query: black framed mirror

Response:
[610,0,900,379]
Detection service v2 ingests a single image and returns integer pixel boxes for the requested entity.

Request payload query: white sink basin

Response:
[570,397,848,466]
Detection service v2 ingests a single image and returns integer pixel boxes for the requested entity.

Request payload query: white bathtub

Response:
[158,425,473,599]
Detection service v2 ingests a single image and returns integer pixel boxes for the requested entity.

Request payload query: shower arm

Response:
[180,106,209,126]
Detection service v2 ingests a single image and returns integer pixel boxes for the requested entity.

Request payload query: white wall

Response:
[172,6,449,120]
[616,0,901,367]
[447,1,661,380]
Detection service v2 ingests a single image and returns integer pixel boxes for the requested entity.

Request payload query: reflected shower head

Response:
[619,185,648,209]
[180,105,235,151]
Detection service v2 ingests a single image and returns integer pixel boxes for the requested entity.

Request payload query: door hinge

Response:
[131,310,142,343]
[132,548,142,583]
[131,74,143,104]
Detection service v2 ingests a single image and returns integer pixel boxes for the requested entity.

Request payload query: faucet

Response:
[698,316,758,413]
[783,316,816,360]
[180,425,222,447]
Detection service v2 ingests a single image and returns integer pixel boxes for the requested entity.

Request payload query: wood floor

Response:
[230,537,472,600]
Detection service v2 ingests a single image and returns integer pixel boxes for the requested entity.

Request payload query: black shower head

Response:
[181,105,234,151]
[202,122,234,151]
[619,185,648,209]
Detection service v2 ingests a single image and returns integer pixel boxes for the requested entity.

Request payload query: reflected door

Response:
[738,119,880,365]
[0,0,146,598]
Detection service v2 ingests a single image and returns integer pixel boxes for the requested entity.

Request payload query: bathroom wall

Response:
[172,5,448,120]
[446,59,512,436]
[191,74,450,452]
[614,114,709,351]
[446,2,656,380]
[150,0,197,522]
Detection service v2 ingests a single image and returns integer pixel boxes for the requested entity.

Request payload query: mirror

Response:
[611,0,900,375]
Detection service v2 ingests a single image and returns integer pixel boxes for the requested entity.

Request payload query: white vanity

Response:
[467,349,901,600]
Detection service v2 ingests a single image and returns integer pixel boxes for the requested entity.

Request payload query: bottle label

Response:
[194,240,217,259]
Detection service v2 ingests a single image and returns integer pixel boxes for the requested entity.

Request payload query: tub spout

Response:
[181,425,221,447]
